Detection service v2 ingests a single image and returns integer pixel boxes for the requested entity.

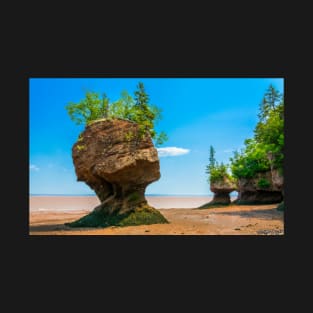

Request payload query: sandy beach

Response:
[29,196,284,235]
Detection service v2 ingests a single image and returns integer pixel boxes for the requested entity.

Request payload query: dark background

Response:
[4,4,309,310]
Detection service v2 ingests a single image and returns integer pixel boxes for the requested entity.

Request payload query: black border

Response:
[6,2,308,305]
[11,48,300,282]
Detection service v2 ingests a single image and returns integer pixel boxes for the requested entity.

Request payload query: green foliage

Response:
[109,90,135,121]
[76,144,86,151]
[66,83,168,146]
[257,84,283,122]
[209,146,216,170]
[77,134,84,142]
[206,145,234,183]
[205,145,216,177]
[124,131,135,142]
[131,82,166,145]
[155,131,168,146]
[230,85,284,178]
[230,140,270,178]
[257,178,271,188]
[65,91,110,125]
[255,100,284,170]
[208,163,230,183]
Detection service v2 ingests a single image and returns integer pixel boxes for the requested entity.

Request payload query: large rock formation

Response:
[210,178,237,205]
[199,177,237,208]
[235,171,283,204]
[66,118,168,227]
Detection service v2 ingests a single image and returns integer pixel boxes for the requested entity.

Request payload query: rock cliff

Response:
[199,177,237,208]
[235,171,283,204]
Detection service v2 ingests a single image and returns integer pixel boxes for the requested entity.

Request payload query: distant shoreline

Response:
[29,194,237,197]
[29,195,238,211]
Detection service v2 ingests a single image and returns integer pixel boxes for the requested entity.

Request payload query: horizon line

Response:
[30,193,214,196]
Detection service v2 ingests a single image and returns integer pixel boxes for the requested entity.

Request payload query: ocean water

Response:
[29,194,238,211]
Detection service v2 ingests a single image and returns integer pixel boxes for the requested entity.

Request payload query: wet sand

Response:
[29,197,284,235]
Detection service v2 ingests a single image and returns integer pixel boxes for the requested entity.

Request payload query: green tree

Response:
[258,84,282,122]
[65,91,106,125]
[209,145,216,170]
[230,85,284,178]
[66,84,168,146]
[255,100,284,170]
[230,139,270,179]
[132,82,167,145]
[101,93,109,118]
[133,82,155,133]
[109,90,135,120]
[206,145,215,177]
[206,146,233,183]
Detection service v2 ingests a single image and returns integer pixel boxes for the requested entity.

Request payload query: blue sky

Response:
[29,78,284,195]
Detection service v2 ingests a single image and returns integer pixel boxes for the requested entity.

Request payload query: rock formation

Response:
[271,169,284,193]
[234,171,283,204]
[199,177,237,208]
[210,178,237,204]
[66,118,168,227]
[271,168,284,210]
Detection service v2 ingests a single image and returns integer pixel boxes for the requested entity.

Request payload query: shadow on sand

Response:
[213,207,283,221]
[29,224,89,233]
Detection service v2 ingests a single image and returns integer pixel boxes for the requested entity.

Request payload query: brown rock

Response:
[67,119,167,227]
[271,169,284,191]
[210,177,237,204]
[235,171,283,204]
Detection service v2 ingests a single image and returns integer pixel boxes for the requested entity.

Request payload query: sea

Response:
[29,193,238,212]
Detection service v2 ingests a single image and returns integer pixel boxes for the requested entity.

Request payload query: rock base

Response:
[234,191,283,205]
[211,192,231,205]
[198,192,232,209]
[65,203,168,228]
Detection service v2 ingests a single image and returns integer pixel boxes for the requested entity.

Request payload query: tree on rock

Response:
[132,82,168,145]
[258,84,282,122]
[65,83,168,146]
[65,84,169,228]
[65,91,110,125]
[229,84,284,204]
[202,145,236,207]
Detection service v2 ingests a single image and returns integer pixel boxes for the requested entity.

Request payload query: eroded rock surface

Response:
[210,178,237,204]
[235,171,283,204]
[67,119,167,227]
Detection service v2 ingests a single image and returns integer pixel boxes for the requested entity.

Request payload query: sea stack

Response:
[210,178,237,204]
[66,118,168,227]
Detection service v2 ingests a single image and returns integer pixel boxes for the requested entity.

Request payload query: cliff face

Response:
[235,171,283,204]
[67,119,167,227]
[271,169,284,192]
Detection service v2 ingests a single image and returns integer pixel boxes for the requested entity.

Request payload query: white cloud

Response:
[157,147,190,157]
[30,164,40,171]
